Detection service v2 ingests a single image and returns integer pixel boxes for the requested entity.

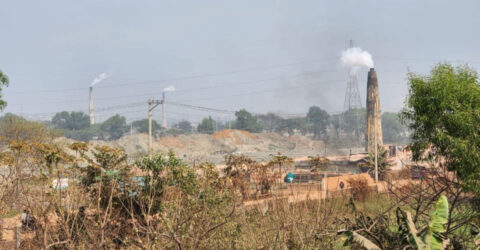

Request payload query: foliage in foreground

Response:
[340,195,449,250]
[0,114,479,249]
[403,63,480,194]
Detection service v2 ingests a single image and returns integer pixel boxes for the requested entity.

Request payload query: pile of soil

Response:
[56,129,361,164]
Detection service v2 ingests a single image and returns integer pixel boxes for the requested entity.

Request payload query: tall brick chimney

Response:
[365,68,382,153]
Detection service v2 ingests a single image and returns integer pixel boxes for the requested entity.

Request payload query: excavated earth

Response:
[56,130,362,165]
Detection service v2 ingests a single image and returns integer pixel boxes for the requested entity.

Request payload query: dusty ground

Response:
[55,129,365,165]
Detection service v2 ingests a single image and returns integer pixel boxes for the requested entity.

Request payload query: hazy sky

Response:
[1,0,479,124]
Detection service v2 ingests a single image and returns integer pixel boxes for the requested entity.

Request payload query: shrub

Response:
[347,177,372,202]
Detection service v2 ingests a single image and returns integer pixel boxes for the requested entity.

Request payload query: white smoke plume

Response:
[341,47,374,74]
[90,73,108,87]
[163,85,175,92]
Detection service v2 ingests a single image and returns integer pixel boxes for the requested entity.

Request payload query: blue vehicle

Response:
[284,172,295,183]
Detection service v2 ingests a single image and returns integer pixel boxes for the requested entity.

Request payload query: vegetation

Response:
[45,105,409,147]
[233,109,262,133]
[52,111,90,131]
[341,108,365,138]
[357,145,394,181]
[340,195,450,249]
[346,177,372,202]
[197,116,215,134]
[0,69,9,110]
[100,114,128,140]
[1,111,479,248]
[308,155,330,172]
[132,118,161,134]
[306,106,329,139]
[173,120,193,133]
[382,112,409,144]
[2,63,480,249]
[402,63,480,195]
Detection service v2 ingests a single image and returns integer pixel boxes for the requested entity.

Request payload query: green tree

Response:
[306,106,329,139]
[52,111,90,130]
[0,69,9,110]
[308,155,330,172]
[100,114,128,140]
[233,109,262,133]
[402,63,480,193]
[357,145,393,180]
[197,116,215,134]
[382,112,406,144]
[132,118,161,134]
[61,124,101,141]
[174,120,193,133]
[276,117,307,136]
[257,113,283,132]
[342,108,366,138]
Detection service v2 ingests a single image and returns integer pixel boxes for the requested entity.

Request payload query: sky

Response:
[1,0,480,125]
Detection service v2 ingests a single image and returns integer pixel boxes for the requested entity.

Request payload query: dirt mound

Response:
[212,129,255,142]
[69,129,346,164]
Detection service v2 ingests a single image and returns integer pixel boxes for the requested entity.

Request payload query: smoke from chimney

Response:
[365,68,383,153]
[341,47,374,74]
[88,73,108,125]
[91,73,107,87]
[163,85,175,92]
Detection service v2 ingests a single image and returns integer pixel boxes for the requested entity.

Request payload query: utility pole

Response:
[148,99,162,157]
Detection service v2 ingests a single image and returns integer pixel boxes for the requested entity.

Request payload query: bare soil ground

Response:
[56,130,364,164]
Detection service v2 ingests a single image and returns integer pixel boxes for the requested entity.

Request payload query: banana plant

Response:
[471,223,480,249]
[398,195,449,249]
[338,230,381,250]
[339,195,450,250]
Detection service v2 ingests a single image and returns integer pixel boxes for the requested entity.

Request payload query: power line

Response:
[174,79,346,103]
[376,56,480,64]
[6,58,336,95]
[6,72,339,106]
[168,102,236,114]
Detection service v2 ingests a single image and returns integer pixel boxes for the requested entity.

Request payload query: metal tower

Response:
[343,74,363,110]
[343,40,363,110]
[342,40,363,141]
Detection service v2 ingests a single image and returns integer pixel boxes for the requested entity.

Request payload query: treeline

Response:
[2,106,408,144]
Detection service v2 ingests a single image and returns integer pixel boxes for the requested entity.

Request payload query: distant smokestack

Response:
[89,86,95,125]
[162,91,167,128]
[161,86,174,129]
[365,68,383,153]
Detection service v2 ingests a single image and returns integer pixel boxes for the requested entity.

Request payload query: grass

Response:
[3,209,21,218]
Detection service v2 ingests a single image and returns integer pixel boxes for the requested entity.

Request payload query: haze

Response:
[1,0,479,124]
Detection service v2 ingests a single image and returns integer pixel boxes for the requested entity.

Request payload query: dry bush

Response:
[347,177,372,202]
[389,162,480,247]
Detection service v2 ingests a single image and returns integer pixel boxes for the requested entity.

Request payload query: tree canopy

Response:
[306,106,329,139]
[382,112,408,144]
[197,116,215,134]
[101,114,128,140]
[174,120,193,134]
[132,118,161,134]
[402,63,480,193]
[233,109,262,133]
[276,117,307,136]
[257,113,283,132]
[52,111,90,131]
[0,69,9,110]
